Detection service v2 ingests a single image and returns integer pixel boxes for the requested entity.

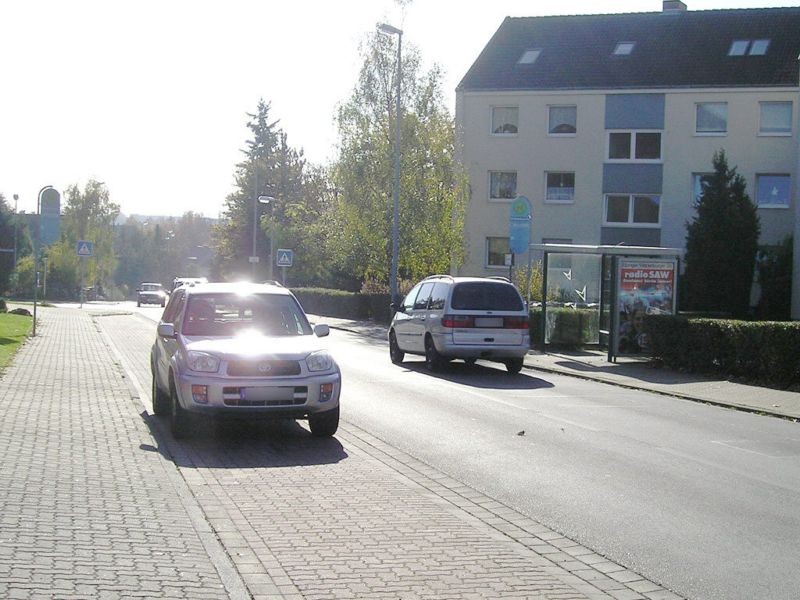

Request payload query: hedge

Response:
[645,314,800,388]
[291,288,392,324]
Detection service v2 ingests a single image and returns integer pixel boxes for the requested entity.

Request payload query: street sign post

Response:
[76,241,94,308]
[276,249,293,285]
[508,196,532,279]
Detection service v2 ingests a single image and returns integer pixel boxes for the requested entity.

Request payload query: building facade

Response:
[455,2,800,317]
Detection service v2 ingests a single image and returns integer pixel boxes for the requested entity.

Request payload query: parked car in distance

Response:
[388,275,530,373]
[172,276,208,291]
[151,281,341,438]
[137,282,168,307]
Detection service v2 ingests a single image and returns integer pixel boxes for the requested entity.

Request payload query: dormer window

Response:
[613,42,635,56]
[750,39,770,55]
[517,49,541,65]
[728,39,771,56]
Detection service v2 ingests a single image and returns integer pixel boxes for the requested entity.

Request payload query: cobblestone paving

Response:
[0,308,232,599]
[100,311,681,600]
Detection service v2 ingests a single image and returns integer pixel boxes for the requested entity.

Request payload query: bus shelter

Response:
[528,244,683,362]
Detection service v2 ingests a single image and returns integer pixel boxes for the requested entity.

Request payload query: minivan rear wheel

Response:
[505,357,524,374]
[425,336,445,372]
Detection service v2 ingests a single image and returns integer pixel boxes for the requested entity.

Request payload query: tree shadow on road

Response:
[139,410,349,470]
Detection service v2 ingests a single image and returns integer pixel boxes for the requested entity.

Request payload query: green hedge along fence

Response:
[644,314,800,388]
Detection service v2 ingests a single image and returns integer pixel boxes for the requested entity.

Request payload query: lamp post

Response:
[12,194,18,270]
[377,22,402,311]
[252,194,275,281]
[32,185,54,337]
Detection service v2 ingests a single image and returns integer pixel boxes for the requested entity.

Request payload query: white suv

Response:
[388,276,530,373]
[151,282,341,437]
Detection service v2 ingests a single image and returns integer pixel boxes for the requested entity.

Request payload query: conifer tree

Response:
[684,150,760,318]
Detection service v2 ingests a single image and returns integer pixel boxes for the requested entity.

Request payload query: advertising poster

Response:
[616,259,677,355]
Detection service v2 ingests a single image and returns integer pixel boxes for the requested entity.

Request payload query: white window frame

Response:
[603,194,662,227]
[759,101,793,136]
[695,102,728,136]
[544,171,575,204]
[548,105,577,137]
[755,174,791,209]
[488,171,518,202]
[486,237,510,268]
[606,130,662,163]
[490,106,519,136]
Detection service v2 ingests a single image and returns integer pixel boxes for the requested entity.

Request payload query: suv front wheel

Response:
[309,406,339,437]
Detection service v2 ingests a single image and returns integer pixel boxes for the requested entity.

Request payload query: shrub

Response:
[645,314,800,388]
[0,298,6,313]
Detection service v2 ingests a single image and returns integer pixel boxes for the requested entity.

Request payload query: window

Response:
[413,283,434,310]
[729,39,770,56]
[428,283,448,310]
[489,171,517,200]
[517,49,541,64]
[548,105,577,135]
[750,39,770,55]
[545,172,575,202]
[729,40,749,56]
[607,131,661,161]
[604,194,661,226]
[402,283,423,311]
[692,173,714,203]
[756,174,791,208]
[760,102,792,135]
[613,42,635,56]
[491,106,518,134]
[486,237,509,267]
[696,102,727,134]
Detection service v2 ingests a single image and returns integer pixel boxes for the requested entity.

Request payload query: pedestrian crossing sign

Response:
[276,249,293,267]
[76,240,94,257]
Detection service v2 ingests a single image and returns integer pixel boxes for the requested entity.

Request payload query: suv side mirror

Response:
[391,303,405,314]
[313,324,330,337]
[157,323,176,338]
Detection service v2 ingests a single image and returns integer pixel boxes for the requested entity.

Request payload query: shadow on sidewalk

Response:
[138,410,349,469]
[548,357,722,386]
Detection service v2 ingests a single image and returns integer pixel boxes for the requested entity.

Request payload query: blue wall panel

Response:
[603,164,663,194]
[605,94,665,129]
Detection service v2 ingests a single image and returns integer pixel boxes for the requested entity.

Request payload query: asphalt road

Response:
[126,302,800,600]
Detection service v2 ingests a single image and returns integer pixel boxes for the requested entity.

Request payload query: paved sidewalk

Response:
[308,315,800,421]
[0,306,244,599]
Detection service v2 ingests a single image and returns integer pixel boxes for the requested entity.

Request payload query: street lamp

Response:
[12,194,18,270]
[377,22,402,312]
[252,194,275,280]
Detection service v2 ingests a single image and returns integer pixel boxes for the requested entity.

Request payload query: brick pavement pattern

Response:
[101,311,681,600]
[0,308,230,599]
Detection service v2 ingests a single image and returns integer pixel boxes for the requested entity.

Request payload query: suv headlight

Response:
[187,351,220,373]
[306,351,332,372]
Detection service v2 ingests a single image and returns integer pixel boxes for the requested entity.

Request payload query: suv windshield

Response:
[450,282,523,311]
[181,293,312,337]
[141,283,162,291]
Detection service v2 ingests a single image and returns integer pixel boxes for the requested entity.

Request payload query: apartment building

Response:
[455,1,800,317]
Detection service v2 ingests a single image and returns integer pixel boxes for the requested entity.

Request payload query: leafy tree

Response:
[57,180,120,297]
[0,194,14,294]
[328,31,465,287]
[684,150,760,318]
[213,100,305,282]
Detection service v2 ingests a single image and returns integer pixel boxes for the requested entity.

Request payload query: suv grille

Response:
[227,359,301,377]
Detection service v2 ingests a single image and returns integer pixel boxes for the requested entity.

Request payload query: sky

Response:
[2,0,797,218]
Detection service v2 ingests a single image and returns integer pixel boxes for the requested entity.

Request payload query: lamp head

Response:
[377,22,402,36]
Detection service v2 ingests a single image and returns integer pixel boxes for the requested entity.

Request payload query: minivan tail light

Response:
[441,315,474,328]
[504,316,530,329]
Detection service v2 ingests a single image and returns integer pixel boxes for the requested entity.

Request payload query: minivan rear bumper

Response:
[431,332,529,359]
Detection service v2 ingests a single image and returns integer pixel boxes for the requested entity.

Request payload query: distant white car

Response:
[151,282,341,438]
[137,282,168,307]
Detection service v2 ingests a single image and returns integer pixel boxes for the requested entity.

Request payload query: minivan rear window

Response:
[450,282,523,311]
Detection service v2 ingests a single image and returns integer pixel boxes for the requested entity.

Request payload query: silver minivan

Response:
[388,276,530,373]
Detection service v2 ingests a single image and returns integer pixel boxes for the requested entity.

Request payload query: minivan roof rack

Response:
[422,274,454,281]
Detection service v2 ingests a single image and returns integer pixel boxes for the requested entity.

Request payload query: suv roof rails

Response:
[486,276,511,283]
[261,280,283,287]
